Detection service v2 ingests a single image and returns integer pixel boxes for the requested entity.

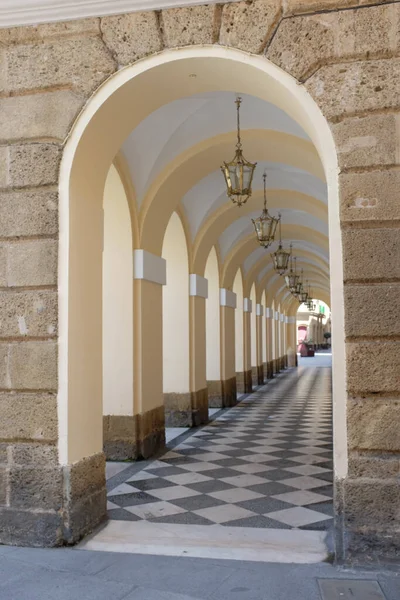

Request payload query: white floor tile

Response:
[125,502,187,519]
[265,506,331,527]
[163,472,212,485]
[147,486,201,501]
[280,476,328,490]
[207,488,264,504]
[220,474,270,487]
[272,490,333,506]
[193,504,255,524]
[108,483,139,496]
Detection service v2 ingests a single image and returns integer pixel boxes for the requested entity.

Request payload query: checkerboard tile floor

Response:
[107,366,333,530]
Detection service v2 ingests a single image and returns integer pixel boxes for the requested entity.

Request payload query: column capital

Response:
[256,303,263,316]
[220,288,237,309]
[265,307,273,319]
[133,249,166,285]
[189,274,208,298]
[243,298,252,313]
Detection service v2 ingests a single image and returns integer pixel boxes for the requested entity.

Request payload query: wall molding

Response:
[189,274,208,299]
[0,0,238,27]
[133,249,166,285]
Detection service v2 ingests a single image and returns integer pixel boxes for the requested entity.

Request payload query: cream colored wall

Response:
[162,212,190,394]
[205,247,220,381]
[250,284,257,367]
[233,269,244,372]
[103,165,134,416]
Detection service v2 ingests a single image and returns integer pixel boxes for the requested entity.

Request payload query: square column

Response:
[220,289,237,406]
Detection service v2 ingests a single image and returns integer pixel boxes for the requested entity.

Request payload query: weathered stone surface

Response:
[164,392,192,427]
[0,189,57,238]
[0,392,57,440]
[8,341,57,390]
[348,397,400,451]
[332,113,400,169]
[342,228,400,282]
[346,342,400,394]
[7,240,58,287]
[10,443,58,467]
[220,0,281,54]
[0,468,7,505]
[162,5,217,47]
[103,415,137,460]
[344,283,400,338]
[269,5,400,81]
[222,376,237,407]
[282,0,356,15]
[191,388,209,426]
[340,169,400,223]
[0,290,57,338]
[207,380,223,408]
[0,147,7,188]
[101,12,162,66]
[0,245,6,287]
[0,507,62,547]
[9,465,62,510]
[63,453,107,544]
[7,144,62,188]
[343,479,399,528]
[0,345,7,388]
[349,453,400,479]
[0,18,100,45]
[137,405,165,459]
[307,59,400,121]
[6,37,115,95]
[0,91,83,143]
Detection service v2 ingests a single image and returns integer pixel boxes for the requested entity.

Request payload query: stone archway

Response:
[0,3,398,560]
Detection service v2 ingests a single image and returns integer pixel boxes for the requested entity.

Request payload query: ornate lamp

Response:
[294,268,304,296]
[221,97,257,207]
[285,255,299,292]
[271,216,291,275]
[300,280,309,304]
[252,172,279,248]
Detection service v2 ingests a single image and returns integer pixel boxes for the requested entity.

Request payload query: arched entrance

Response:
[57,45,344,549]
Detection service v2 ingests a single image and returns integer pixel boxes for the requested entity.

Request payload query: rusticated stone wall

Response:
[0,0,399,555]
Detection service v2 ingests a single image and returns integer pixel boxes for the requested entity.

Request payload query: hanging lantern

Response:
[271,215,291,275]
[300,280,309,304]
[252,172,280,248]
[294,268,304,296]
[285,255,299,292]
[307,285,315,310]
[221,97,257,207]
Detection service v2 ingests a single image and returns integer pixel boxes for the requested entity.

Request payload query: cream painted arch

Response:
[221,226,329,292]
[58,45,346,482]
[139,130,324,256]
[192,190,328,274]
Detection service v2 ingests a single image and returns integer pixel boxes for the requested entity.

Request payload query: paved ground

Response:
[106,367,333,530]
[0,545,398,600]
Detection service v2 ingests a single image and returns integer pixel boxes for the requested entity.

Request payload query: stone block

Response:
[220,0,281,54]
[162,5,217,47]
[344,283,400,338]
[343,479,399,528]
[331,113,399,170]
[0,91,83,143]
[9,465,62,510]
[6,36,115,95]
[307,59,400,121]
[137,405,165,459]
[7,240,58,287]
[0,290,57,338]
[269,4,400,81]
[103,415,137,460]
[0,245,6,287]
[10,443,58,467]
[191,388,209,426]
[8,144,62,188]
[101,12,162,66]
[207,380,223,408]
[67,452,105,501]
[0,345,7,388]
[346,342,400,394]
[340,170,400,224]
[342,228,400,282]
[0,147,7,188]
[164,392,192,427]
[349,452,400,479]
[0,507,63,547]
[222,376,237,407]
[0,392,57,441]
[0,468,7,505]
[0,189,58,238]
[0,18,100,45]
[348,397,400,451]
[8,341,57,390]
[282,0,356,15]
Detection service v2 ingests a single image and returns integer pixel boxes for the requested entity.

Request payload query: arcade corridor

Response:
[105,363,333,533]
